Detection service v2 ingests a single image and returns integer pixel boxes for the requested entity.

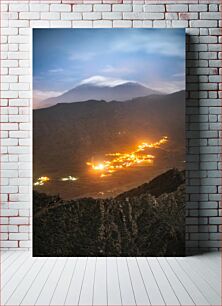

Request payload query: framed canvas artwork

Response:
[33,29,185,256]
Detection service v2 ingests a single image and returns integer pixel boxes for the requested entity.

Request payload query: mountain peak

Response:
[38,79,162,109]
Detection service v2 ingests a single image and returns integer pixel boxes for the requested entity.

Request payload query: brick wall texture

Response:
[0,0,221,254]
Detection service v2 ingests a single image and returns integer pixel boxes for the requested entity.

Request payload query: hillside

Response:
[33,91,185,183]
[33,169,185,257]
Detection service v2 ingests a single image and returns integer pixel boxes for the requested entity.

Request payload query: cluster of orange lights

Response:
[34,175,78,186]
[34,137,168,185]
[86,136,168,177]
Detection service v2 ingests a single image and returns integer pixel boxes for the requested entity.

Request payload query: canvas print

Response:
[33,29,185,256]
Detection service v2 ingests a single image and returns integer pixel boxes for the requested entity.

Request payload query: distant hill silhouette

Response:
[36,82,162,109]
[117,168,185,199]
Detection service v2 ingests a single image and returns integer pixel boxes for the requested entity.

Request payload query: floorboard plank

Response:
[50,257,77,305]
[185,256,220,294]
[64,257,87,306]
[21,258,56,305]
[147,258,179,305]
[93,257,107,305]
[2,252,22,273]
[5,258,46,306]
[79,257,96,305]
[107,257,122,306]
[127,257,150,305]
[0,251,14,263]
[167,258,209,305]
[2,257,36,305]
[1,253,29,289]
[176,257,220,305]
[117,257,136,305]
[157,258,195,305]
[35,258,67,306]
[137,257,165,305]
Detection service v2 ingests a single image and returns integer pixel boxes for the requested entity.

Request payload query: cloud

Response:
[33,89,65,109]
[112,30,184,58]
[48,68,64,73]
[101,65,132,74]
[79,75,135,87]
[69,52,96,61]
[150,80,185,94]
[172,72,184,78]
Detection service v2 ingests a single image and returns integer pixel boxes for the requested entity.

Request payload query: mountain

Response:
[116,168,185,199]
[33,168,185,257]
[37,82,161,108]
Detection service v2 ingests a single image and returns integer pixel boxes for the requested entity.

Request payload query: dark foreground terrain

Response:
[33,168,185,257]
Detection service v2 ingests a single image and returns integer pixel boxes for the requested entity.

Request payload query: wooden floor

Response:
[1,251,220,306]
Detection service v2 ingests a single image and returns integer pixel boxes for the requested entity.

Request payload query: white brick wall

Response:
[0,0,221,254]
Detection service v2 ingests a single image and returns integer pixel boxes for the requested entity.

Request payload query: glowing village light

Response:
[61,176,78,182]
[34,176,50,186]
[86,136,168,177]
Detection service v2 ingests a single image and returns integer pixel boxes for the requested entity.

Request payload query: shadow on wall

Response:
[186,33,208,256]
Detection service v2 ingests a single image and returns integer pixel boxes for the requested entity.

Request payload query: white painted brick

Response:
[19,241,31,248]
[19,12,40,20]
[9,20,29,28]
[8,35,30,44]
[190,20,218,28]
[166,5,188,12]
[30,20,50,28]
[1,28,18,35]
[1,60,18,68]
[50,4,71,12]
[112,4,132,11]
[189,4,207,12]
[209,4,219,12]
[94,4,111,12]
[9,4,28,12]
[132,20,143,28]
[73,4,92,12]
[1,138,18,146]
[1,208,18,216]
[9,68,31,75]
[143,20,153,28]
[102,12,122,19]
[143,5,165,12]
[153,20,172,28]
[93,20,112,28]
[9,233,29,240]
[72,19,93,27]
[165,13,178,20]
[1,170,18,178]
[113,20,132,27]
[9,217,29,225]
[83,12,102,20]
[50,20,72,28]
[9,99,29,107]
[61,12,82,20]
[8,44,18,51]
[200,12,221,20]
[172,20,188,27]
[10,83,30,91]
[1,4,8,12]
[0,241,18,248]
[133,5,143,12]
[29,4,49,12]
[41,12,60,20]
[123,12,164,19]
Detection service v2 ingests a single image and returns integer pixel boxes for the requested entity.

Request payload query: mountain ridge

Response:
[35,81,163,109]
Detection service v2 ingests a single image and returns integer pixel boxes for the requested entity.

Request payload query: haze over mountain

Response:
[35,78,162,109]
